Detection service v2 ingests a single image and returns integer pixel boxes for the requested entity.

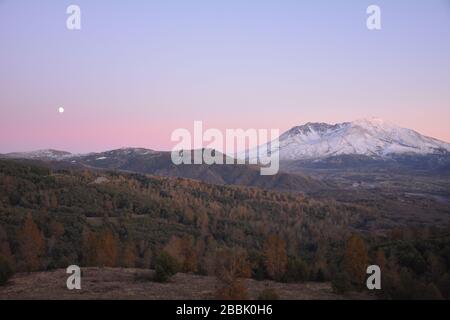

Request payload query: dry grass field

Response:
[0,268,372,300]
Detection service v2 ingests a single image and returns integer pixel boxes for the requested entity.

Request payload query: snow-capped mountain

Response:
[0,148,159,161]
[76,147,159,160]
[2,149,72,160]
[255,118,450,161]
[3,119,449,164]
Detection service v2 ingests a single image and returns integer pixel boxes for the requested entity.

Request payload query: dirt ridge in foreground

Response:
[0,267,372,300]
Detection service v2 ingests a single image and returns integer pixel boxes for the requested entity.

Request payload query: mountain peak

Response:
[3,149,72,160]
[352,117,398,130]
[77,147,158,158]
[355,117,386,124]
[283,122,347,138]
[275,119,450,160]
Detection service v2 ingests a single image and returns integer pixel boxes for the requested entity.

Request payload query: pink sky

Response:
[1,1,449,153]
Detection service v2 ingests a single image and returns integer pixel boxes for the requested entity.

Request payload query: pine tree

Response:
[0,226,14,268]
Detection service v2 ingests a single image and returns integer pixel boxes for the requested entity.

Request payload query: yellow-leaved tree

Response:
[263,234,288,281]
[17,213,45,271]
[343,234,369,287]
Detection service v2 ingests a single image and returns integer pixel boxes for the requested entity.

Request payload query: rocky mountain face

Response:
[260,118,450,161]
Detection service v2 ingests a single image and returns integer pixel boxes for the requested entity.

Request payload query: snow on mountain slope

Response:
[3,149,72,160]
[0,148,159,161]
[253,118,450,161]
[3,120,449,163]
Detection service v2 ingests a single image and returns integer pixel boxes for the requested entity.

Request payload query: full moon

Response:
[58,107,65,113]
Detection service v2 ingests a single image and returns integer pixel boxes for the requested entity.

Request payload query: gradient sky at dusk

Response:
[1,0,449,153]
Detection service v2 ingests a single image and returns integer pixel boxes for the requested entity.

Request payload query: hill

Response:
[1,148,326,193]
[1,159,449,299]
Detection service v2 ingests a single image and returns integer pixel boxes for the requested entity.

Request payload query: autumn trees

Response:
[17,213,45,271]
[215,248,251,300]
[164,235,198,273]
[343,234,369,287]
[120,241,138,268]
[2,160,450,299]
[261,234,310,283]
[333,234,369,293]
[96,230,118,267]
[82,228,137,268]
[263,235,287,281]
[0,159,372,282]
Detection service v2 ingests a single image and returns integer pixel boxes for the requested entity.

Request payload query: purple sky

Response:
[1,0,450,153]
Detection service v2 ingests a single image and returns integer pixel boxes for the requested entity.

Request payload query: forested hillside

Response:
[0,159,449,299]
